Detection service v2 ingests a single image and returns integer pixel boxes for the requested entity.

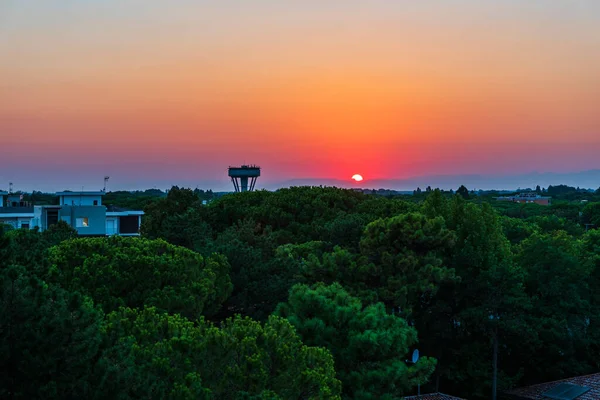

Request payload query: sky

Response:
[1,0,599,191]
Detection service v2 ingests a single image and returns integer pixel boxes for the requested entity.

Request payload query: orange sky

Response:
[1,1,599,190]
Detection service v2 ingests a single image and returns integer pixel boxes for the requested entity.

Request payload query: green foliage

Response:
[23,190,59,205]
[528,215,584,237]
[3,221,78,278]
[47,236,232,318]
[456,185,470,199]
[516,231,593,380]
[321,212,372,248]
[0,265,104,399]
[43,220,79,245]
[547,184,578,196]
[139,186,417,322]
[359,212,457,315]
[202,186,413,243]
[5,184,598,400]
[421,195,532,398]
[280,212,457,322]
[201,219,291,320]
[103,189,166,210]
[101,307,341,399]
[141,186,203,245]
[581,229,600,368]
[582,202,600,227]
[1,223,14,232]
[500,216,539,245]
[276,283,436,399]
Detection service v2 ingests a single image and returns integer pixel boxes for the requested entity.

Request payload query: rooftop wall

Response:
[59,194,103,206]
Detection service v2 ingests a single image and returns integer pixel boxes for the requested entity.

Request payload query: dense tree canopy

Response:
[3,184,600,399]
[582,202,600,227]
[46,236,232,319]
[0,264,104,399]
[100,307,341,399]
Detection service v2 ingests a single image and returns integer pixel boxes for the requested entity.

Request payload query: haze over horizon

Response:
[3,169,600,194]
[2,1,599,190]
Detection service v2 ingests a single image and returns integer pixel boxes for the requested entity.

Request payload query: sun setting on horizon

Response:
[351,174,363,182]
[0,1,599,191]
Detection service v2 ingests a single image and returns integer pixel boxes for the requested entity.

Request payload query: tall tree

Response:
[582,202,600,228]
[276,283,436,399]
[358,212,457,317]
[141,186,203,245]
[516,231,593,382]
[581,229,600,369]
[456,185,470,199]
[421,195,530,399]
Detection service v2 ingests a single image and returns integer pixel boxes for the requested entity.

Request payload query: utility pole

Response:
[492,328,498,400]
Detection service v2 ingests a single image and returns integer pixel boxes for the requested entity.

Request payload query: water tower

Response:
[228,165,261,192]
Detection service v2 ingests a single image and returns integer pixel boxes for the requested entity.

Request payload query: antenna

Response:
[9,182,13,194]
[104,176,110,192]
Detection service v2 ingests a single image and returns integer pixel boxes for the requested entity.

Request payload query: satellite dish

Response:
[412,349,420,364]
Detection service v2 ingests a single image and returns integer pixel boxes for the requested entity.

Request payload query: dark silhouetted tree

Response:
[456,185,469,199]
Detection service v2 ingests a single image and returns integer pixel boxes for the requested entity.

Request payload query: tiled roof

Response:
[505,373,600,399]
[403,393,464,400]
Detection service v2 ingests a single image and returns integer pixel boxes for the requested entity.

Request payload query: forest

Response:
[2,185,600,399]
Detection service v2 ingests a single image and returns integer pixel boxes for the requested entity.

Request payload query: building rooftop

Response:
[495,194,552,201]
[403,393,464,400]
[106,205,144,215]
[106,205,132,212]
[505,373,600,400]
[56,191,106,196]
[0,191,8,195]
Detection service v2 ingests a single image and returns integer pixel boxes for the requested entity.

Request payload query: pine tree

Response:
[276,283,436,398]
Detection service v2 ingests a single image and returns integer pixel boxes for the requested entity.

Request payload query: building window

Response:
[93,200,98,206]
[21,223,30,229]
[76,217,89,227]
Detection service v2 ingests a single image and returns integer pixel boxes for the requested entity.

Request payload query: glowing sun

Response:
[351,174,363,182]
